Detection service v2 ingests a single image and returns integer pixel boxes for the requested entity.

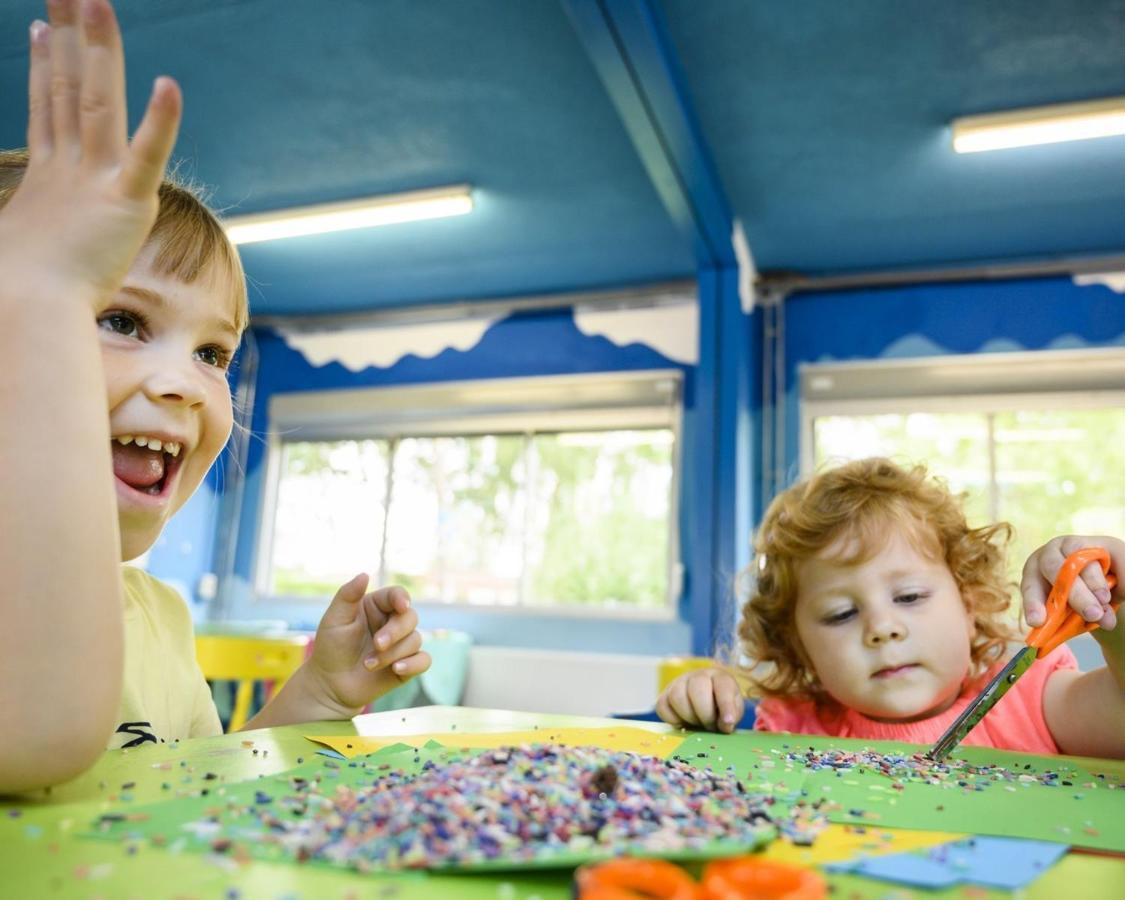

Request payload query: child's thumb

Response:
[327,573,370,612]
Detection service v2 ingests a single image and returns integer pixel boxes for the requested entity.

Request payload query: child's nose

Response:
[144,363,206,409]
[863,614,907,646]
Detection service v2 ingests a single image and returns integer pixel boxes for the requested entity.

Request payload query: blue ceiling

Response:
[1,0,1123,316]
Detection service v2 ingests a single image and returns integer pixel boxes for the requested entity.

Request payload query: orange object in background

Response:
[574,857,826,900]
[701,857,826,900]
[574,858,700,900]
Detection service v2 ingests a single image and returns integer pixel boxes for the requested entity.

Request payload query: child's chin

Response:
[116,518,162,563]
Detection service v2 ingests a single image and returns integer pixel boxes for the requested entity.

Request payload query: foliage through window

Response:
[266,429,675,611]
[262,372,681,614]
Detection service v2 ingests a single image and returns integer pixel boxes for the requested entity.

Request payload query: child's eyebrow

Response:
[119,285,240,341]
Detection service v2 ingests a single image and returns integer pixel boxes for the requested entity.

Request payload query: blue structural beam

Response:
[564,0,755,656]
[562,0,735,267]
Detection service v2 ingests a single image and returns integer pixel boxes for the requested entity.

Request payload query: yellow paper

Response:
[759,822,963,864]
[306,726,686,759]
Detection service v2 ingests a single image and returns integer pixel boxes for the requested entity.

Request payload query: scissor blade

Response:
[926,646,1036,761]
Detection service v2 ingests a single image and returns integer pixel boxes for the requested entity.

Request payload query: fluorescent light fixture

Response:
[952,95,1125,153]
[224,184,473,245]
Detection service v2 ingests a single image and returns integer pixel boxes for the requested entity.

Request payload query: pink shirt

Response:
[754,646,1077,754]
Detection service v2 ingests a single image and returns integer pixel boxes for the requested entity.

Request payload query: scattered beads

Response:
[781,747,1122,793]
[232,745,778,870]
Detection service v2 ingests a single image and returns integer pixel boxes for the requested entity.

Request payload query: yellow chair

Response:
[657,655,718,692]
[195,634,310,731]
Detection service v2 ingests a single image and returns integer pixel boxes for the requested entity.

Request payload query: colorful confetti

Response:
[250,745,778,870]
[781,747,1120,792]
[109,744,781,872]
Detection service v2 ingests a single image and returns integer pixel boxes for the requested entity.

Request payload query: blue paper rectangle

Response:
[826,836,1068,890]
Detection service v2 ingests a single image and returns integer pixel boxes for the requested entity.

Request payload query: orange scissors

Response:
[573,856,826,899]
[928,547,1118,761]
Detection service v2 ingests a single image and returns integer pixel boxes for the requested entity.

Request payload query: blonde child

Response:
[0,0,429,793]
[656,458,1125,758]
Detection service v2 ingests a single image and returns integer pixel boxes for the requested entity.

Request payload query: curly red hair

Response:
[737,457,1017,700]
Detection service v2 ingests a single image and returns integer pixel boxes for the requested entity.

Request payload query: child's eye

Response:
[894,592,926,605]
[195,345,234,370]
[98,311,142,338]
[822,608,856,625]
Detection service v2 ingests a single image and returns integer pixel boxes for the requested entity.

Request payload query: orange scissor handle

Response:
[1027,547,1119,657]
[700,857,827,900]
[574,858,701,900]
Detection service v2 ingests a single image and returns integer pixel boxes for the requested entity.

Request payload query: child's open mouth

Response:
[111,436,184,500]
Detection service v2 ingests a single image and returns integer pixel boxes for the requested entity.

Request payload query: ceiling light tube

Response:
[224,184,473,245]
[952,95,1125,153]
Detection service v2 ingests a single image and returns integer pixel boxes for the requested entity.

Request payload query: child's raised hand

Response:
[306,573,432,714]
[655,668,745,734]
[1021,535,1124,632]
[0,0,181,304]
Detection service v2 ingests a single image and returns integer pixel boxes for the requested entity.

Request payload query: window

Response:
[801,349,1125,578]
[258,371,682,617]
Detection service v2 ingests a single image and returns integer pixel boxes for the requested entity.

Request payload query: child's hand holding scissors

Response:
[1021,536,1123,632]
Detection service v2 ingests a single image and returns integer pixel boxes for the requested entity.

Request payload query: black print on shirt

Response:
[115,721,159,748]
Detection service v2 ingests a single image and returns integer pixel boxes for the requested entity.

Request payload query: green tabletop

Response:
[1,708,1122,899]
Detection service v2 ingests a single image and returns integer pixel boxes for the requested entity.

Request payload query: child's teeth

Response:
[114,435,181,456]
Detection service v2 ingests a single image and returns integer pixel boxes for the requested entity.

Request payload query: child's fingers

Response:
[366,585,412,617]
[1020,552,1051,628]
[371,606,419,653]
[1048,536,1110,623]
[685,672,719,730]
[389,650,431,680]
[318,572,370,628]
[27,20,52,153]
[658,679,698,728]
[46,0,83,149]
[365,630,424,671]
[78,0,126,164]
[712,675,744,734]
[119,75,180,201]
[1023,536,1115,627]
[1077,559,1113,624]
[654,692,684,728]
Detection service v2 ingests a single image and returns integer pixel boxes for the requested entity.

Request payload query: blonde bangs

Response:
[149,185,249,334]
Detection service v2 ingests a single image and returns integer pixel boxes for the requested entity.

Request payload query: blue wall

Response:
[781,275,1125,484]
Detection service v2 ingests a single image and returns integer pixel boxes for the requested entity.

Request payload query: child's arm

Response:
[1025,536,1125,758]
[655,668,745,734]
[241,574,431,729]
[0,0,180,792]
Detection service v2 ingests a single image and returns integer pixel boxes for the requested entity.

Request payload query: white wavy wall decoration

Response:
[276,318,497,372]
[1073,272,1125,293]
[573,301,699,365]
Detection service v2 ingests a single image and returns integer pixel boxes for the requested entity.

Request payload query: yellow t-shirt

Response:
[108,566,222,749]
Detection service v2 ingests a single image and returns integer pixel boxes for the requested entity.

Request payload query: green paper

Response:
[87,741,774,873]
[670,731,1125,853]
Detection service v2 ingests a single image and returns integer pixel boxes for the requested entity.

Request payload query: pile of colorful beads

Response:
[256,745,776,870]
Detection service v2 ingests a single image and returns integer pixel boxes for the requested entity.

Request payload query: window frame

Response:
[254,370,685,622]
[800,347,1125,476]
